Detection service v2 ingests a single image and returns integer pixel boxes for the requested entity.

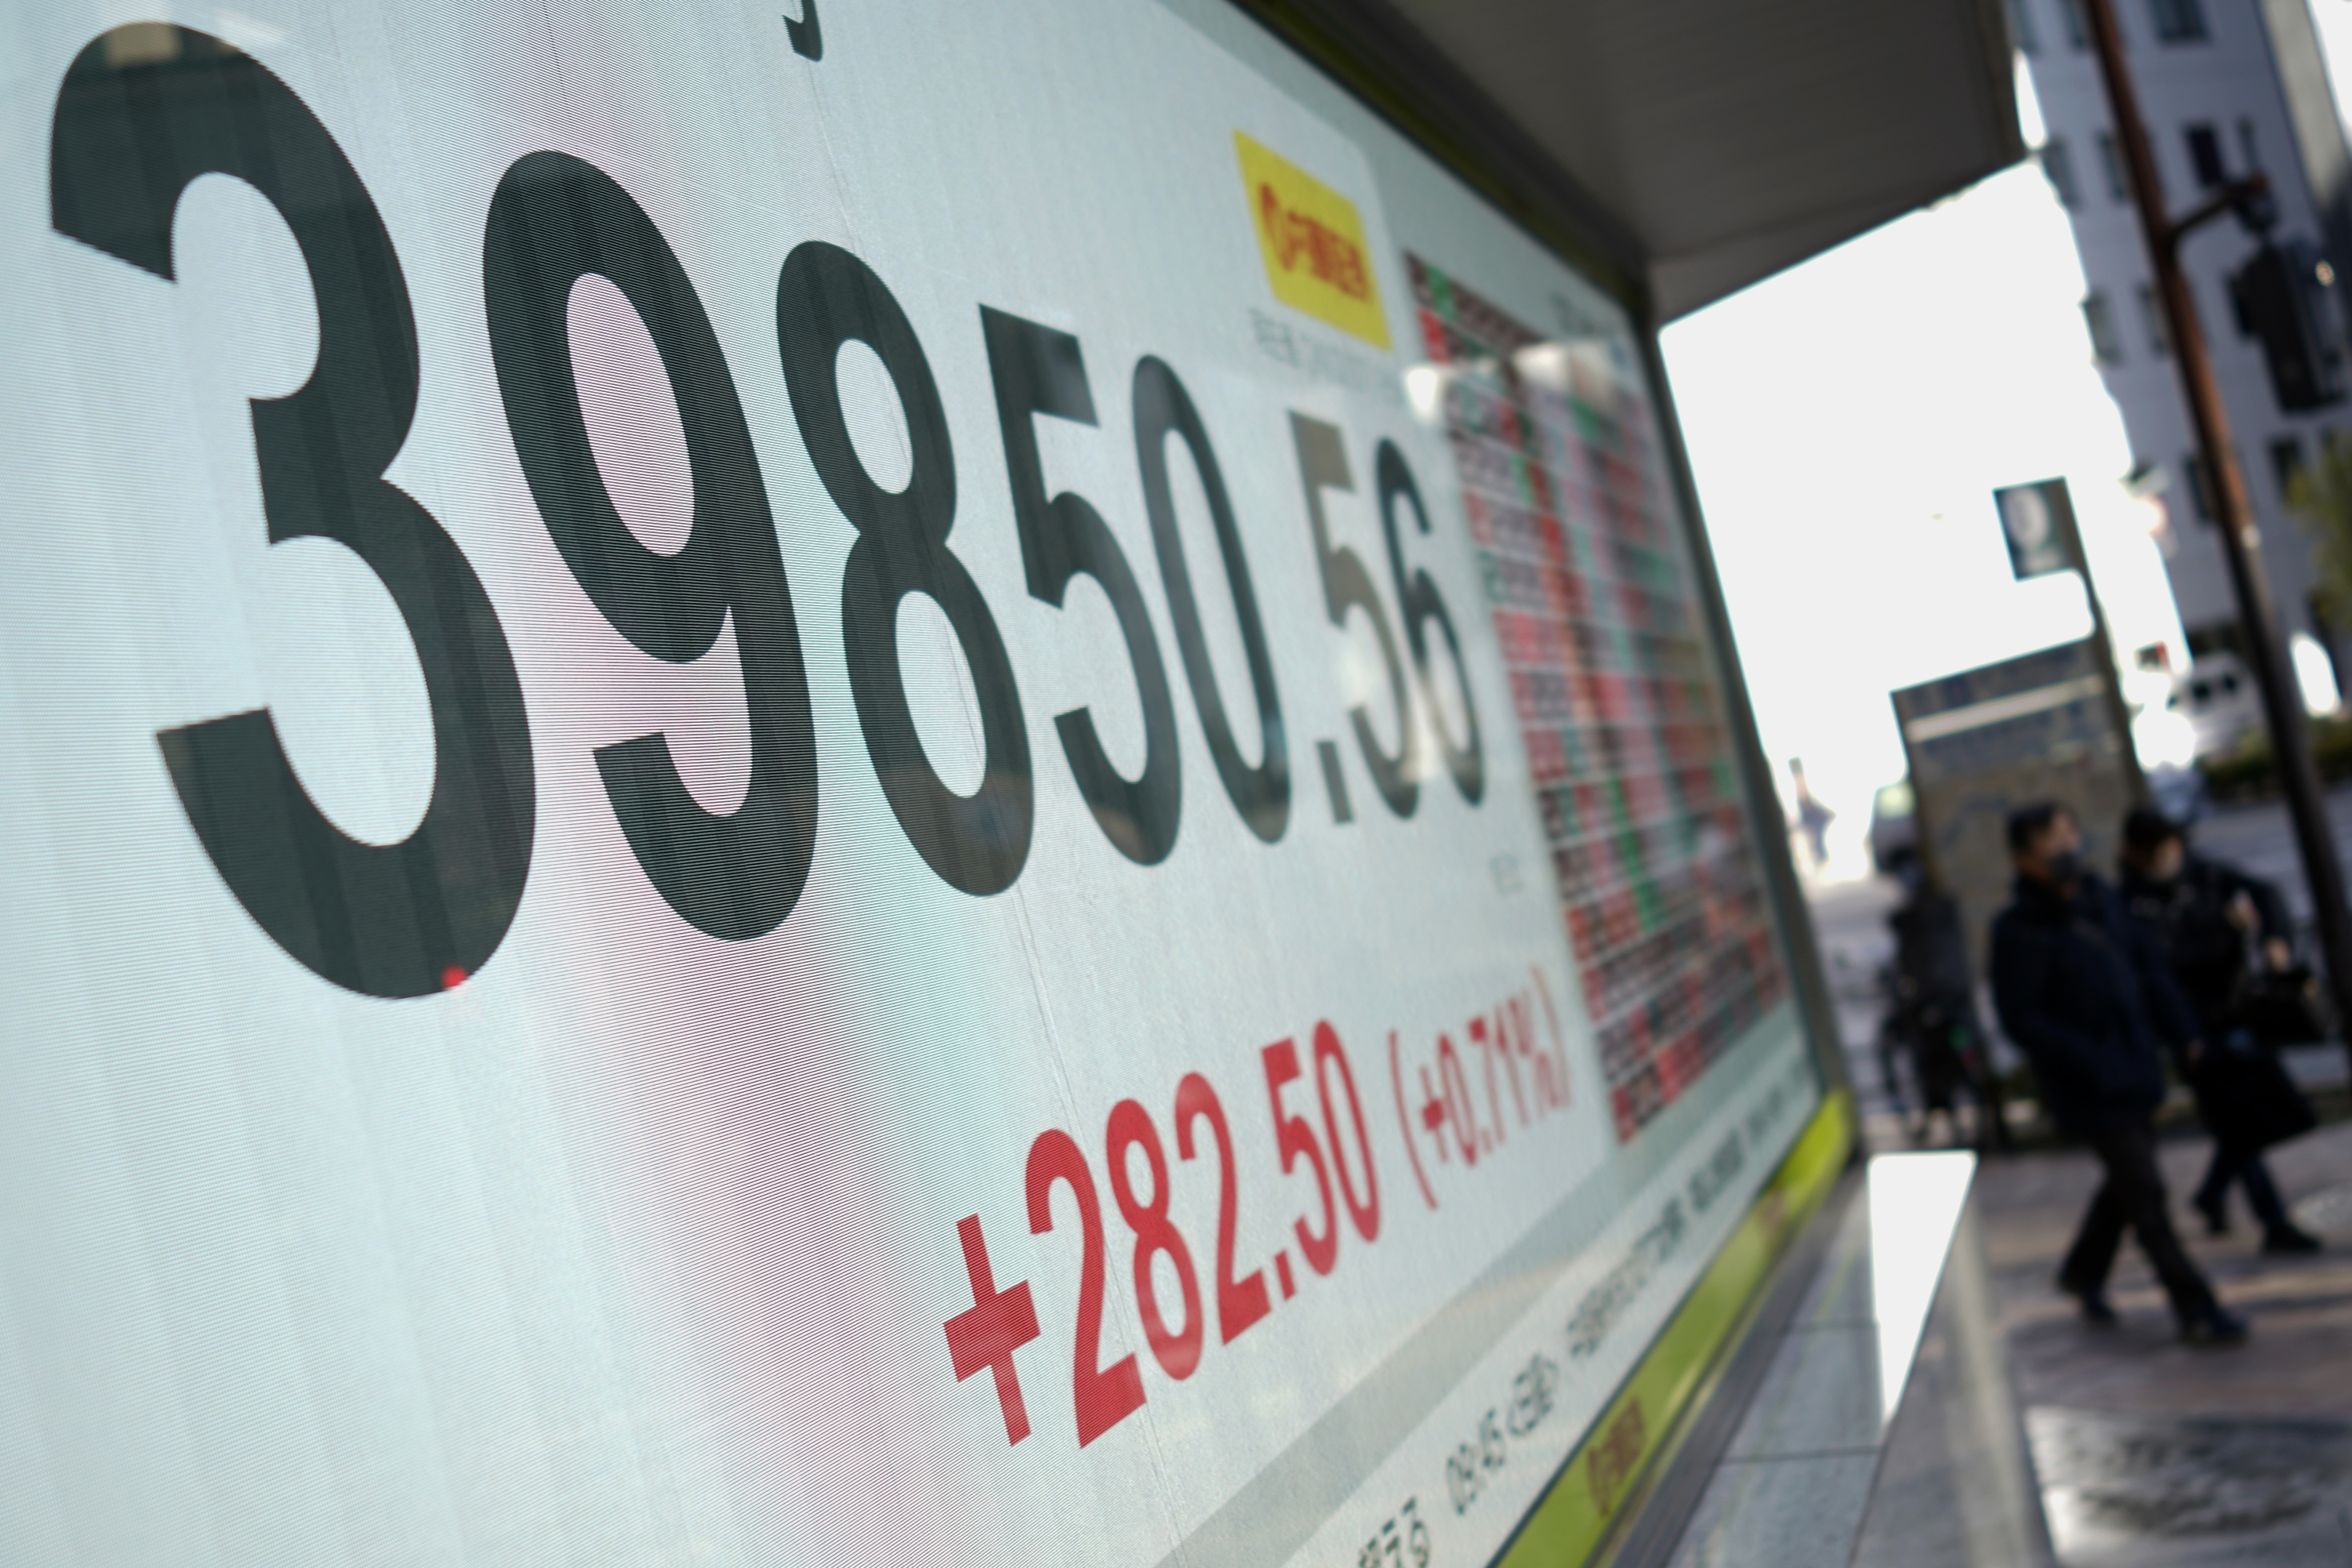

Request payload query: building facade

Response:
[2017,0,2352,683]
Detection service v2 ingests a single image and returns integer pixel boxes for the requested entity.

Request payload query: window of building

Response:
[2084,290,2125,361]
[2039,138,2081,207]
[2184,452,2215,521]
[2137,282,2170,354]
[2097,132,2131,201]
[2238,118,2260,172]
[2010,0,2041,53]
[2186,123,2227,187]
[2271,435,2307,499]
[2150,0,2208,42]
[2229,273,2256,337]
[2059,0,2090,47]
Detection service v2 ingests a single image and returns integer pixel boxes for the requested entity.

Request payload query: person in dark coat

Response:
[2118,807,2321,1252]
[1988,802,2247,1345]
[1885,851,2011,1149]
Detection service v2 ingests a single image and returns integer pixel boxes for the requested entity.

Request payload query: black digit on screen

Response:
[48,25,1479,1002]
[50,24,536,998]
[1377,441,1484,804]
[982,309,1181,866]
[1132,358,1289,844]
[484,150,818,940]
[778,242,1033,895]
[1293,415,1416,818]
[782,0,822,59]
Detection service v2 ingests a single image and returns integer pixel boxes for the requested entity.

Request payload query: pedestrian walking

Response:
[2118,807,2321,1253]
[1989,802,2249,1345]
[1788,759,1835,870]
[1883,850,2012,1150]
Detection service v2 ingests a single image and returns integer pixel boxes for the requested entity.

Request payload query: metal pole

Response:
[2083,0,2352,1054]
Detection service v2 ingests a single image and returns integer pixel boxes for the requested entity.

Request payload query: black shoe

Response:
[2192,1191,2229,1236]
[2060,1283,2119,1325]
[2180,1307,2251,1346]
[2262,1225,2322,1254]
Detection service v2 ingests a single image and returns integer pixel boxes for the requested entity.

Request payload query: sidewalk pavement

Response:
[1966,1111,2352,1566]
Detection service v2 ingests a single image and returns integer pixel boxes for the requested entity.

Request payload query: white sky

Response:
[1660,60,2189,873]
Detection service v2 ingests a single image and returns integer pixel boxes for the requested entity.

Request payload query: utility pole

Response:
[2082,0,2352,1054]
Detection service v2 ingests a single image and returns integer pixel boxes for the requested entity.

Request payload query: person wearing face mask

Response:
[2118,807,2321,1253]
[1989,802,2249,1345]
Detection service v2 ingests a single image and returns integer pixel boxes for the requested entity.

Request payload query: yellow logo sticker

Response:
[1235,132,1391,350]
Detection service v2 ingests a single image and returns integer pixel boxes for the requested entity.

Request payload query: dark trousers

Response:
[2058,1120,2219,1322]
[2195,1144,2290,1231]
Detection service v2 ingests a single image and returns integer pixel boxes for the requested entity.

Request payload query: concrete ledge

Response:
[1657,1152,2054,1567]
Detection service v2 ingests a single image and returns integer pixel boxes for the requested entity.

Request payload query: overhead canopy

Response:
[1263,0,2023,319]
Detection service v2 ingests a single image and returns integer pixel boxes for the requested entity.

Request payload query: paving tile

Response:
[1976,1119,2352,1421]
[2028,1406,2352,1567]
[1969,1117,2352,1562]
[1664,1453,1882,1568]
[1721,1324,1884,1461]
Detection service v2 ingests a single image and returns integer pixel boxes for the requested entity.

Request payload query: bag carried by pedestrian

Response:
[2229,960,2332,1048]
[2190,1034,2318,1152]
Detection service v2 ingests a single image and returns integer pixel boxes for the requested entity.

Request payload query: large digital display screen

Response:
[0,2,1823,1563]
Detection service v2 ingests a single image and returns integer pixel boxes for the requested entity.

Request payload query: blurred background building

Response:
[2018,0,2350,702]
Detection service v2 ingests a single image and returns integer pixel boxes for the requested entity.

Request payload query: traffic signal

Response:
[2230,238,2347,412]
